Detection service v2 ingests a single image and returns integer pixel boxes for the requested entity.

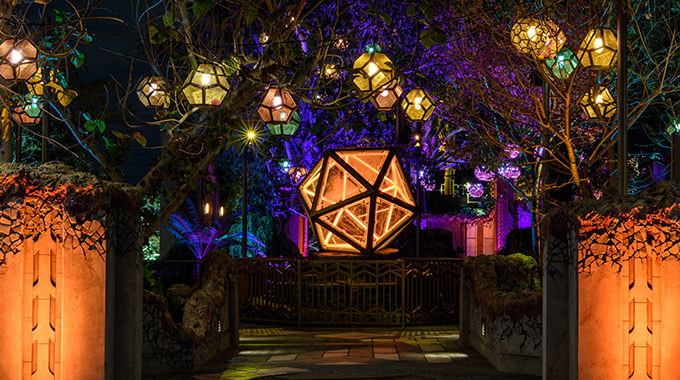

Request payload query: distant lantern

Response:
[370,79,403,111]
[0,39,38,81]
[287,165,308,184]
[181,63,230,106]
[510,18,565,60]
[474,166,495,182]
[498,164,521,179]
[580,86,616,119]
[544,46,578,79]
[401,88,435,122]
[352,52,394,93]
[578,28,617,70]
[257,87,298,124]
[298,147,417,255]
[468,183,484,198]
[136,76,169,108]
[267,111,301,136]
[322,63,338,79]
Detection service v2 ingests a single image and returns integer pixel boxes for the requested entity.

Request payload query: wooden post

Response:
[617,0,628,196]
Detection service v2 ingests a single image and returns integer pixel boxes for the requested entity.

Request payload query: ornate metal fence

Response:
[236,258,464,326]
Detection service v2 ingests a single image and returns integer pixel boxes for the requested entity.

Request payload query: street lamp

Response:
[181,63,230,106]
[0,39,38,81]
[241,130,257,258]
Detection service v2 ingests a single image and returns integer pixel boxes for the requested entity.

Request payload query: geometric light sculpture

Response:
[12,104,41,125]
[578,28,617,70]
[401,88,435,122]
[468,183,484,198]
[181,63,230,106]
[257,87,298,125]
[497,164,521,179]
[266,111,300,136]
[580,85,616,119]
[297,147,417,255]
[0,39,38,80]
[370,79,403,111]
[352,52,394,93]
[544,46,579,79]
[510,18,565,60]
[474,166,495,182]
[136,75,169,107]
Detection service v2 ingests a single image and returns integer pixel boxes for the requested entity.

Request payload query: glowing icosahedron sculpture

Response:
[297,147,417,255]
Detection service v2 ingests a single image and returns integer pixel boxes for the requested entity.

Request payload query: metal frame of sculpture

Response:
[297,147,417,255]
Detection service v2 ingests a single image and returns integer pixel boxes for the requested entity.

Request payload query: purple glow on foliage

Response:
[474,166,495,182]
[498,164,521,179]
[468,183,484,198]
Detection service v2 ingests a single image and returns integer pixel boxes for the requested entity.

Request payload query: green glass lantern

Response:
[267,111,301,136]
[544,47,579,79]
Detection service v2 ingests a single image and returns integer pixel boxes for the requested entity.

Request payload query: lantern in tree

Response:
[0,39,38,80]
[580,86,616,119]
[11,96,42,125]
[181,63,230,106]
[136,76,169,107]
[297,147,417,255]
[370,79,403,111]
[352,52,394,93]
[401,89,435,122]
[510,18,565,60]
[287,165,308,184]
[468,183,484,198]
[322,63,338,79]
[544,47,578,79]
[26,67,47,96]
[498,164,521,179]
[578,28,617,70]
[474,166,495,182]
[257,87,298,124]
[267,111,301,136]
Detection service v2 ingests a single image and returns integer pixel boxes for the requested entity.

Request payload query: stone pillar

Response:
[0,162,142,380]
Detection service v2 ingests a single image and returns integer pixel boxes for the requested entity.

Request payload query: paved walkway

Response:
[146,325,540,380]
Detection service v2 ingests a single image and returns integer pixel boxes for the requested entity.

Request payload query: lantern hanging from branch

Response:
[321,63,338,79]
[510,18,565,60]
[401,88,435,122]
[578,28,617,70]
[498,164,522,179]
[0,39,38,81]
[544,47,579,79]
[580,86,616,119]
[297,147,417,255]
[352,52,394,93]
[267,111,301,136]
[468,183,484,198]
[370,79,403,111]
[136,76,169,108]
[257,87,298,124]
[11,95,42,125]
[181,63,230,106]
[26,67,47,96]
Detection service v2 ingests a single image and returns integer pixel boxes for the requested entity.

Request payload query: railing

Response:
[236,257,464,326]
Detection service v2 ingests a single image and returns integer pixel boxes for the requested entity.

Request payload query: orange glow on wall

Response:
[297,147,417,255]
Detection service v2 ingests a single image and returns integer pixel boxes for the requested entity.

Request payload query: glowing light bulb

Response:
[557,55,564,62]
[527,26,537,40]
[279,111,287,121]
[149,83,158,96]
[367,62,378,76]
[595,94,604,104]
[204,202,210,215]
[414,96,423,110]
[219,206,224,217]
[247,131,256,140]
[201,73,211,85]
[594,37,604,53]
[272,95,282,109]
[9,49,23,64]
[325,68,332,75]
[380,89,389,97]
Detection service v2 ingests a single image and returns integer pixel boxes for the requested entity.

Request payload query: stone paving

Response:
[144,325,540,380]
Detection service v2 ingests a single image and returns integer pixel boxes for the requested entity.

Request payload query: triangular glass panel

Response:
[379,156,415,206]
[336,149,389,185]
[316,156,367,211]
[315,223,358,253]
[299,160,323,210]
[373,198,414,247]
[318,197,370,248]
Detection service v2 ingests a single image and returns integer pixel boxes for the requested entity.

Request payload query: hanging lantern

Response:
[181,63,230,106]
[578,28,617,70]
[498,164,521,179]
[257,87,298,124]
[580,86,616,119]
[510,18,565,60]
[544,47,579,79]
[468,183,484,198]
[11,96,42,125]
[370,79,403,111]
[322,63,338,79]
[504,145,521,160]
[136,76,169,108]
[298,147,417,255]
[287,165,308,184]
[401,88,435,122]
[352,52,394,93]
[26,67,47,96]
[474,166,495,182]
[0,39,38,81]
[267,111,301,136]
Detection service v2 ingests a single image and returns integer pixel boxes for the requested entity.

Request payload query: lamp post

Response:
[242,131,256,258]
[617,0,628,196]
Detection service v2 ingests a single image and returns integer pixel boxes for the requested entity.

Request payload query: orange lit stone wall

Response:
[0,163,142,380]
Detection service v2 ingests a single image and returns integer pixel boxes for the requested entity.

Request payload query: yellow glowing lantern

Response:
[181,63,230,106]
[370,79,403,111]
[26,67,47,96]
[257,87,298,124]
[298,147,417,255]
[352,52,394,93]
[511,18,565,60]
[580,86,616,119]
[401,88,435,122]
[136,75,169,108]
[0,39,38,81]
[578,28,617,70]
[322,63,338,79]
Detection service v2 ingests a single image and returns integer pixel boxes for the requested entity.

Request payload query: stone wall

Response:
[544,181,680,380]
[0,162,142,380]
